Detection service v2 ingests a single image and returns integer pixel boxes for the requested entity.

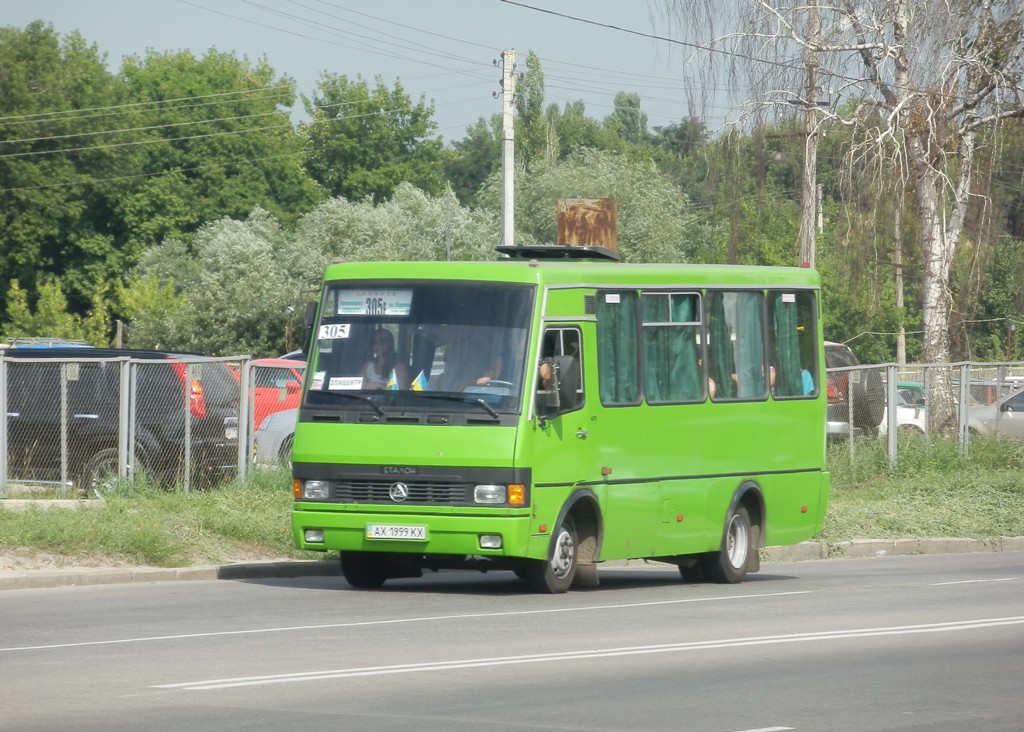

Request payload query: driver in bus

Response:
[359,329,408,390]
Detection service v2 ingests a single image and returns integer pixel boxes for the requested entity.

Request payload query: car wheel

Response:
[278,435,294,469]
[853,368,886,432]
[526,514,578,593]
[340,552,389,589]
[702,505,753,584]
[78,448,123,499]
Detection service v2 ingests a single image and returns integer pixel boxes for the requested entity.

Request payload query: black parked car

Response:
[2,348,240,496]
[824,341,885,438]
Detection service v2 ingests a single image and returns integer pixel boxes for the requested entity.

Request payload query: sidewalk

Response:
[2,537,1022,591]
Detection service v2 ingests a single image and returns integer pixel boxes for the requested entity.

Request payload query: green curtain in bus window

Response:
[639,294,701,403]
[708,293,735,399]
[673,295,702,401]
[597,292,639,404]
[735,292,766,399]
[771,293,803,397]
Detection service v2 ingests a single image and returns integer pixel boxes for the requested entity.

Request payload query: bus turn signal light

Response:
[508,484,525,505]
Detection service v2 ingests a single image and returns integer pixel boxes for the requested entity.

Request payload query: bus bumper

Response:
[292,505,538,559]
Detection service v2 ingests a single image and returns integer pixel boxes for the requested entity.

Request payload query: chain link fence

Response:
[827,361,1024,465]
[5,350,1023,495]
[0,352,250,498]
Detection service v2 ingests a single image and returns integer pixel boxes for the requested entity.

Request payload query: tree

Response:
[665,0,1024,430]
[0,22,138,323]
[444,115,502,204]
[301,74,444,202]
[478,148,700,263]
[124,208,326,356]
[297,183,497,263]
[120,48,322,235]
[604,92,649,145]
[514,51,555,167]
[549,100,620,158]
[2,278,109,345]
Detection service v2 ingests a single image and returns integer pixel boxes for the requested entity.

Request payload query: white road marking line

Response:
[153,616,1024,691]
[733,727,794,732]
[1,590,810,652]
[931,577,1019,586]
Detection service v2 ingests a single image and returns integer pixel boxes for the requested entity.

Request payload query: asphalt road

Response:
[2,552,1023,732]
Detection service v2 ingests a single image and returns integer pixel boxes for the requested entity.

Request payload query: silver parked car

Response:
[967,389,1024,439]
[252,407,297,467]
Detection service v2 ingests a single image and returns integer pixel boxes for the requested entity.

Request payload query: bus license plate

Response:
[366,524,427,541]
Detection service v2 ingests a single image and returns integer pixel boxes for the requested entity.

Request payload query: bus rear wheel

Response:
[526,515,578,593]
[702,505,752,584]
[340,551,389,589]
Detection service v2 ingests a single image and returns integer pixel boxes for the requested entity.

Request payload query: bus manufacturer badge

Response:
[389,482,410,503]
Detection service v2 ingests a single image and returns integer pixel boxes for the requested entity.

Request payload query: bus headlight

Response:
[303,480,330,500]
[304,529,324,543]
[479,535,502,549]
[474,484,506,504]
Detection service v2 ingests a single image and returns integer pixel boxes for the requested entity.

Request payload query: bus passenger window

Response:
[707,291,767,401]
[769,291,818,398]
[641,292,703,403]
[596,291,640,405]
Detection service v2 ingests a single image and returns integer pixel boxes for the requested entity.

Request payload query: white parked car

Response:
[967,389,1024,440]
[252,407,297,467]
[879,391,927,436]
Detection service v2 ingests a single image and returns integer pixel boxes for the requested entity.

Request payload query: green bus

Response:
[291,245,828,593]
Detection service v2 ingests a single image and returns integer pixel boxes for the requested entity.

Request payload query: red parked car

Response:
[241,358,305,430]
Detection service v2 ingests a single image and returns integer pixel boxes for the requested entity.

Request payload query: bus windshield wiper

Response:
[312,391,385,419]
[412,393,500,420]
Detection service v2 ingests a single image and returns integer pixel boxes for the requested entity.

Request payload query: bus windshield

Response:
[305,281,535,412]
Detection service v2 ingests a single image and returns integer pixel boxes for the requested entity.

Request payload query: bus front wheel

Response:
[703,505,752,584]
[340,551,389,589]
[527,515,578,593]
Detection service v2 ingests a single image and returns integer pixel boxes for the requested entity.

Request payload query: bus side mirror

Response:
[537,356,579,419]
[553,355,579,409]
[302,302,317,355]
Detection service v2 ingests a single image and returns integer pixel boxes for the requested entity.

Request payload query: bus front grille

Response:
[333,479,469,505]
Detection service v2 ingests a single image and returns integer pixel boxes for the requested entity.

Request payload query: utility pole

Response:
[499,49,517,248]
[895,203,906,365]
[798,0,820,268]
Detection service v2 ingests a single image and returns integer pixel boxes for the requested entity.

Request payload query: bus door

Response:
[528,325,602,509]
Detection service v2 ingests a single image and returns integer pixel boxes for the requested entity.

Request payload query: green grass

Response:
[2,436,1023,567]
[821,434,1024,542]
[0,467,310,567]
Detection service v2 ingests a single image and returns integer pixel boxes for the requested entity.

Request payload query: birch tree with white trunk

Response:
[665,0,1024,430]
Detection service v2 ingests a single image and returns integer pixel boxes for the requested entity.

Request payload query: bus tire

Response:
[526,515,578,593]
[678,561,706,583]
[340,551,389,589]
[702,505,752,584]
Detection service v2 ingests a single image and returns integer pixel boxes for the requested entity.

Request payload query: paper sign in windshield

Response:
[318,323,351,340]
[337,289,413,316]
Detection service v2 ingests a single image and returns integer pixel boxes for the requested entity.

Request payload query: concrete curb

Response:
[0,559,341,591]
[761,536,1024,562]
[2,540,1021,592]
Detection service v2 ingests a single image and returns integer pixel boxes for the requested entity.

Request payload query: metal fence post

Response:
[959,363,970,455]
[183,361,193,493]
[886,363,897,467]
[237,356,251,480]
[0,357,7,499]
[59,362,70,496]
[118,358,130,481]
[128,360,139,481]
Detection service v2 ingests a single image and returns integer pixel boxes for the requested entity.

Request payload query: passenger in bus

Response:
[359,329,408,390]
[802,367,815,395]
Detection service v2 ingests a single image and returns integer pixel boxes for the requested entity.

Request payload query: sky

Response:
[2,0,714,142]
